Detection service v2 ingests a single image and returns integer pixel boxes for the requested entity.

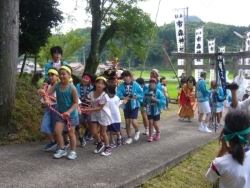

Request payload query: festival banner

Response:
[194,27,204,81]
[245,32,250,76]
[174,8,185,77]
[208,39,216,81]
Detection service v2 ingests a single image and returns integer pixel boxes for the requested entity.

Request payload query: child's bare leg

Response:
[68,126,76,151]
[100,126,109,147]
[148,119,153,137]
[90,123,101,142]
[125,119,131,137]
[54,122,64,148]
[153,120,160,133]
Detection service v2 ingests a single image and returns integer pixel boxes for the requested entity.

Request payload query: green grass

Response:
[139,140,220,188]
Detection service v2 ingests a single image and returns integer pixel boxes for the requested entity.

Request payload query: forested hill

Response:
[69,19,250,68]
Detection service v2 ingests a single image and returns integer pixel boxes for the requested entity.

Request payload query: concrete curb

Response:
[119,136,219,188]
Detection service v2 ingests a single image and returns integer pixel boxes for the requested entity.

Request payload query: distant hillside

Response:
[188,15,203,22]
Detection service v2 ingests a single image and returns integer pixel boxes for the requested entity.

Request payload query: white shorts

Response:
[198,101,211,114]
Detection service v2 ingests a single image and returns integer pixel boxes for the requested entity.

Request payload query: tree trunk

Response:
[84,0,102,74]
[19,53,27,77]
[0,0,19,136]
[34,55,37,74]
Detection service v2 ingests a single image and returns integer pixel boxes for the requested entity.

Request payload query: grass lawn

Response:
[139,140,220,188]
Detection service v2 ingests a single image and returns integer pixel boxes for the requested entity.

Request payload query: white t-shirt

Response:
[40,84,57,105]
[109,96,121,123]
[206,149,250,188]
[88,91,113,126]
[52,61,61,70]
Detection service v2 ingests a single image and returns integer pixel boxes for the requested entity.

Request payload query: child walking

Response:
[135,78,149,135]
[76,72,94,143]
[144,78,166,142]
[117,71,144,144]
[43,65,79,160]
[107,83,122,148]
[81,76,113,156]
[40,68,58,150]
[206,110,250,187]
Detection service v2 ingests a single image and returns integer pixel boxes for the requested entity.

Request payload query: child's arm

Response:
[119,98,128,108]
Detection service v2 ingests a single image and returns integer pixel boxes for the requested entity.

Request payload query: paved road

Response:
[0,112,221,188]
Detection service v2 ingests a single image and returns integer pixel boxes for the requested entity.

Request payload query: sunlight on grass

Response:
[139,141,220,188]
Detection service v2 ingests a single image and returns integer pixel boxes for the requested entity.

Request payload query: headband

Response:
[60,66,72,74]
[48,69,58,76]
[96,76,107,82]
[224,124,250,145]
[83,75,92,85]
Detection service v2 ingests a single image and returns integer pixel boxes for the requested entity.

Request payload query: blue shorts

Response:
[147,114,160,121]
[79,113,91,123]
[107,123,121,132]
[40,105,57,134]
[55,113,79,131]
[123,107,139,119]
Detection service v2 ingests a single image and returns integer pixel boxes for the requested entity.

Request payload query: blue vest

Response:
[56,83,78,118]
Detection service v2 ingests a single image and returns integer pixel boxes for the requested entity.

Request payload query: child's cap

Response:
[149,78,157,83]
[151,69,159,76]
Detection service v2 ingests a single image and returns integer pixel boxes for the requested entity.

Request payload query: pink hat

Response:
[149,78,157,83]
[152,69,159,76]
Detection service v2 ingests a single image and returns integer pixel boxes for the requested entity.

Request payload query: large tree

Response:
[0,0,19,135]
[84,0,156,74]
[19,0,63,56]
[19,0,63,77]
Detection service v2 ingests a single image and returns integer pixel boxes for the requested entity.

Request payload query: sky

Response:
[58,0,250,33]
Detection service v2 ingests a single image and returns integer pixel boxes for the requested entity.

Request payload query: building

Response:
[17,61,44,75]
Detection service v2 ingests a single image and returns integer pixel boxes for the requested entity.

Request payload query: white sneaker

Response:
[198,124,204,131]
[54,149,67,159]
[143,129,149,135]
[134,131,140,140]
[126,137,133,144]
[204,126,212,133]
[67,151,77,160]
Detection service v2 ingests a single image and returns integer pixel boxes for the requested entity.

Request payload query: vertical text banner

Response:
[194,27,204,81]
[208,39,216,81]
[174,8,185,77]
[245,32,250,76]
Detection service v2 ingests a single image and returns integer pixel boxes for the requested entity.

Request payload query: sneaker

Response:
[86,134,93,141]
[101,147,111,156]
[198,124,204,132]
[154,132,161,141]
[209,123,215,129]
[44,141,57,151]
[117,138,122,146]
[54,145,60,153]
[79,137,86,147]
[54,148,67,159]
[67,151,77,160]
[134,131,140,140]
[143,128,149,135]
[121,137,126,145]
[64,140,70,148]
[148,136,153,142]
[204,126,212,133]
[94,142,104,153]
[126,137,133,144]
[216,124,221,129]
[179,117,184,121]
[110,142,116,148]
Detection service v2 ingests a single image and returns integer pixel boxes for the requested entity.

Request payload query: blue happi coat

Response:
[144,88,166,116]
[195,78,211,102]
[116,81,143,110]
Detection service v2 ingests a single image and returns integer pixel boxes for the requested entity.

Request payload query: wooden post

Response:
[233,57,239,77]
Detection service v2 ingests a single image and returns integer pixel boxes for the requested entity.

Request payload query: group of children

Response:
[39,61,166,159]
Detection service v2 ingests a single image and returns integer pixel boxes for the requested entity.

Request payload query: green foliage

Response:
[19,0,63,56]
[0,75,45,145]
[38,29,88,67]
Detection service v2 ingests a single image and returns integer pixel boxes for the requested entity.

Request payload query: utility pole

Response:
[185,7,190,76]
